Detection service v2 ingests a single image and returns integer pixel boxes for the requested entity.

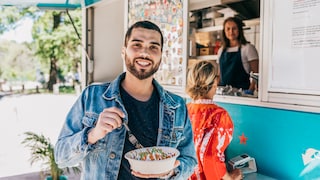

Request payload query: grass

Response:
[59,85,76,94]
[0,85,77,96]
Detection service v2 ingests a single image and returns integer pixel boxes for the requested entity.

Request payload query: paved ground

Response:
[0,93,79,179]
[0,171,80,180]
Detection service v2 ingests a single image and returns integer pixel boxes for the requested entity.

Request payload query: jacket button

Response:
[109,152,116,159]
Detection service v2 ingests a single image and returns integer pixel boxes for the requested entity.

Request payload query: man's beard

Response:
[124,53,161,80]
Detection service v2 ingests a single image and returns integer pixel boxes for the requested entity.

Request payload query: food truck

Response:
[82,1,320,179]
[2,0,320,179]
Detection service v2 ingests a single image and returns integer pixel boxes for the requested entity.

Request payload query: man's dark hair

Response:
[124,20,164,51]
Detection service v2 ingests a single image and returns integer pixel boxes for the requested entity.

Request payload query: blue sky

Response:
[0,18,33,43]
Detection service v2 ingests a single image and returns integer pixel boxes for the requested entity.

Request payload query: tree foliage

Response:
[0,6,82,91]
[0,40,37,81]
[32,9,82,77]
[0,6,40,82]
[32,9,82,90]
[0,6,38,34]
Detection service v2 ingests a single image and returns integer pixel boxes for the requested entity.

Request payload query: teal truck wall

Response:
[218,102,320,179]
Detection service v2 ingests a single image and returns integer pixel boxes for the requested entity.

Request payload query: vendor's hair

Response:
[124,20,164,51]
[221,17,248,49]
[186,61,217,100]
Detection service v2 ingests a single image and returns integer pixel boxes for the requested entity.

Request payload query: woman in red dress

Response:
[186,61,242,180]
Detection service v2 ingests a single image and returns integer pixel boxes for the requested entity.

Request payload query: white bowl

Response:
[125,146,180,174]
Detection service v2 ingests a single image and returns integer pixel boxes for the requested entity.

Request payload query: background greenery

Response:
[0,6,82,92]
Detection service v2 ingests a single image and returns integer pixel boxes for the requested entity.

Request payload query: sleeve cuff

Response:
[81,127,95,152]
[167,168,180,180]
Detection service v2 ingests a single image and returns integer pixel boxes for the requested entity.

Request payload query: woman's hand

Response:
[222,169,243,180]
[230,169,243,180]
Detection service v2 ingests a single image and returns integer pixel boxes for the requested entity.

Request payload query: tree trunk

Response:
[47,58,58,92]
[47,12,62,92]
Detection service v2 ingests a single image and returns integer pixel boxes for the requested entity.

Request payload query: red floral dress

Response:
[187,99,234,180]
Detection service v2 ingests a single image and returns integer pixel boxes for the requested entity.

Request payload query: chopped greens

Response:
[135,147,176,161]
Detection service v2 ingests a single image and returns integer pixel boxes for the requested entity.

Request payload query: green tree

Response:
[0,40,37,81]
[0,6,38,34]
[32,9,82,91]
[0,6,39,83]
[0,6,82,91]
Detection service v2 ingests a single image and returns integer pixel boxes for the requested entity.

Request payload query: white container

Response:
[125,146,180,174]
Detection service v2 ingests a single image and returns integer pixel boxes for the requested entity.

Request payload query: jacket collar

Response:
[102,72,180,109]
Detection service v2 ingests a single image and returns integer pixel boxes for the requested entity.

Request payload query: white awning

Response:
[0,0,101,9]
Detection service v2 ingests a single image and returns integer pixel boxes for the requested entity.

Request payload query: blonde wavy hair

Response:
[186,60,218,100]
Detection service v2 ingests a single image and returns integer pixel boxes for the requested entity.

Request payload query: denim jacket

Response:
[54,73,197,180]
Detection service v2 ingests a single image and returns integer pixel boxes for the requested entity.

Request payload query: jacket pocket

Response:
[171,127,185,144]
[160,127,185,147]
[82,112,99,127]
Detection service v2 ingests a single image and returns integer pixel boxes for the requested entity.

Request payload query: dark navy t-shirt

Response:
[118,85,159,180]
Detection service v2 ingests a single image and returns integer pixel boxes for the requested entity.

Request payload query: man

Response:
[54,20,197,180]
